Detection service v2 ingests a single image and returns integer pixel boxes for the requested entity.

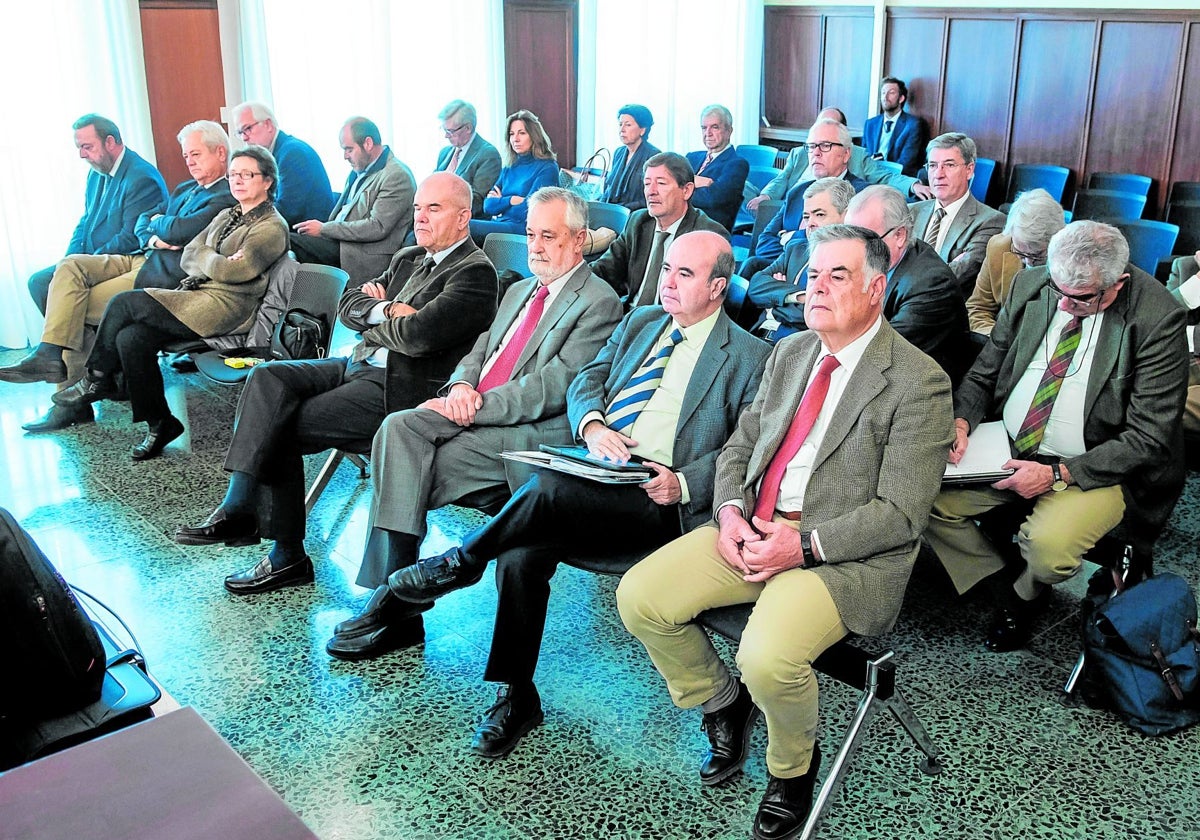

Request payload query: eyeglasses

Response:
[236,121,262,139]
[805,141,845,154]
[443,124,469,137]
[925,161,964,173]
[1010,243,1047,265]
[228,170,263,182]
[1046,277,1102,304]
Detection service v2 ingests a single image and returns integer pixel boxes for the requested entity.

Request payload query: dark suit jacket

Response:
[910,194,1006,296]
[862,111,929,177]
[436,135,503,217]
[590,205,729,307]
[756,173,868,262]
[747,236,812,335]
[714,322,953,636]
[68,148,167,256]
[340,238,499,413]
[1168,255,1200,326]
[686,148,749,232]
[601,142,660,211]
[566,307,770,531]
[272,130,334,227]
[884,239,972,382]
[321,148,417,286]
[956,265,1189,547]
[133,178,236,290]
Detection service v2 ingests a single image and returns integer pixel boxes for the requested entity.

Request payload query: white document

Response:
[500,451,651,484]
[942,421,1016,484]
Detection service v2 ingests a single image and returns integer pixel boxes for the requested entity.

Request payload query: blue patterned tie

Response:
[605,328,685,433]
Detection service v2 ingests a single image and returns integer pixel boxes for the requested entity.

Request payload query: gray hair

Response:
[438,99,477,129]
[232,101,276,125]
[701,104,733,131]
[848,184,914,240]
[926,132,977,166]
[644,151,695,187]
[810,117,853,151]
[804,177,856,214]
[177,120,230,159]
[1047,221,1130,291]
[1004,188,1065,249]
[808,224,892,289]
[527,186,588,233]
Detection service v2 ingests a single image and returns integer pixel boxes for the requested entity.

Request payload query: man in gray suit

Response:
[379,231,771,758]
[290,116,416,287]
[909,132,1005,296]
[1167,250,1200,435]
[591,151,729,308]
[926,221,1189,652]
[326,187,624,659]
[618,223,953,840]
[436,100,503,218]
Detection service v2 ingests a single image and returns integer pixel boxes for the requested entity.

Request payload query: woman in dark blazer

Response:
[600,104,659,211]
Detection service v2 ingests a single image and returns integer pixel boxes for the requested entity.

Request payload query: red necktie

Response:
[752,354,841,521]
[477,285,550,392]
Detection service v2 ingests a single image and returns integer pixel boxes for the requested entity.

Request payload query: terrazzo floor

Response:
[1,342,1198,839]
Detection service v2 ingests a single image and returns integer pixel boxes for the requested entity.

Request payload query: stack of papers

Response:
[942,421,1016,485]
[501,446,651,484]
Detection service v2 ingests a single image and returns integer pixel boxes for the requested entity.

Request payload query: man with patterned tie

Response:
[323,187,624,659]
[618,223,953,840]
[375,231,770,756]
[173,172,499,594]
[591,152,729,309]
[684,105,749,232]
[925,220,1189,652]
[435,100,502,218]
[289,116,417,287]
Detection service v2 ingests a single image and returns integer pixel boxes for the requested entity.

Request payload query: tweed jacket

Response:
[321,148,417,286]
[965,234,1027,335]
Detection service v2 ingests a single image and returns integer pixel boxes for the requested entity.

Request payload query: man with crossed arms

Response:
[618,224,953,840]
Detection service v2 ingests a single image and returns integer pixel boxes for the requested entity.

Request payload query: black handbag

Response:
[270,308,327,361]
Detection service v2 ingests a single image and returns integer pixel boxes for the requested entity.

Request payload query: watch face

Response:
[1052,480,1068,492]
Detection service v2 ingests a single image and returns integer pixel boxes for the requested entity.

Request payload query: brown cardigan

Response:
[145,204,288,337]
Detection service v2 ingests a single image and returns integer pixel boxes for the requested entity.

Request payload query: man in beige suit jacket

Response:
[618,223,953,840]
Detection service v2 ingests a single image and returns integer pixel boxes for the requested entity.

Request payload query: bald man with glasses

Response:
[924,220,1189,652]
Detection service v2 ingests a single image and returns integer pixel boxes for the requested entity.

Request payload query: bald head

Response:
[659,230,732,326]
[413,172,473,252]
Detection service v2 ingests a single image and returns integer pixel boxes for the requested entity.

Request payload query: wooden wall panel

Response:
[941,18,1015,167]
[503,1,577,169]
[822,13,875,128]
[139,1,225,189]
[1171,23,1200,188]
[884,16,944,135]
[763,10,823,130]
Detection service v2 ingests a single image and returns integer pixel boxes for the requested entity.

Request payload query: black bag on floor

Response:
[0,508,105,720]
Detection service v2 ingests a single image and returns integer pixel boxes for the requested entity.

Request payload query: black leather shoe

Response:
[699,681,759,785]
[387,547,484,603]
[333,586,432,638]
[131,416,185,461]
[224,555,314,595]
[753,744,822,840]
[175,508,260,547]
[470,684,544,759]
[984,589,1047,652]
[0,351,67,384]
[22,402,94,433]
[325,616,424,661]
[51,375,118,407]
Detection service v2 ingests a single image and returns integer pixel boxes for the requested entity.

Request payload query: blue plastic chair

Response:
[746,166,779,193]
[971,158,997,205]
[1114,220,1180,275]
[1089,172,1152,197]
[737,144,782,169]
[586,201,631,236]
[733,200,783,264]
[483,232,530,277]
[1071,189,1147,223]
[1007,164,1071,203]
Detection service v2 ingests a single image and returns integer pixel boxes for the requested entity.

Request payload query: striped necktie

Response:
[697,152,715,175]
[1013,316,1083,456]
[447,146,462,174]
[925,206,946,247]
[605,327,685,433]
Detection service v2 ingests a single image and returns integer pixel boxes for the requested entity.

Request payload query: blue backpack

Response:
[1083,572,1200,736]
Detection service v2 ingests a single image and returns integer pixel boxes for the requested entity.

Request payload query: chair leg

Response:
[346,452,369,479]
[305,451,346,514]
[884,689,944,775]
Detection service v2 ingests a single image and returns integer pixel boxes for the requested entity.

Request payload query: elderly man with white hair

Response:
[231,100,333,226]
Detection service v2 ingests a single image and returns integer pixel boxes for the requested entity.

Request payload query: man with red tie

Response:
[617,223,953,840]
[329,187,623,659]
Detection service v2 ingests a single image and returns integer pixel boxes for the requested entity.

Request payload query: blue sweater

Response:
[482,154,560,226]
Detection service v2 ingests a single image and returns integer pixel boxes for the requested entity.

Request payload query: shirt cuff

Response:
[366,300,390,325]
[1178,273,1200,310]
[676,472,690,506]
[717,500,745,518]
[578,410,606,440]
[810,529,825,563]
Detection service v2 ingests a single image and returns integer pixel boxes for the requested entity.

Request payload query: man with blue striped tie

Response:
[383,230,771,758]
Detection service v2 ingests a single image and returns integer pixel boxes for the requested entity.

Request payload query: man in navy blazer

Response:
[685,105,749,232]
[862,78,929,178]
[27,114,167,315]
[232,101,333,227]
[380,231,771,759]
[435,100,502,218]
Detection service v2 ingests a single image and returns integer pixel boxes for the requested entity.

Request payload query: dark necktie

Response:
[605,327,685,433]
[884,119,895,134]
[478,285,551,392]
[1013,316,1083,456]
[634,230,670,307]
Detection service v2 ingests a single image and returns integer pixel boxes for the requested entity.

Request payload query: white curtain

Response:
[234,0,507,191]
[578,0,764,166]
[0,0,154,349]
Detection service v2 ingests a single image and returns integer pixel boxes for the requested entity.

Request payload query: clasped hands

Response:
[716,506,804,583]
[581,420,681,505]
[421,382,483,427]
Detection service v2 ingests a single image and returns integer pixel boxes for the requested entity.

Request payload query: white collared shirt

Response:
[928,190,971,253]
[476,264,577,382]
[107,148,126,178]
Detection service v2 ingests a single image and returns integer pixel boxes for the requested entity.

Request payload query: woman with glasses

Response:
[967,188,1065,334]
[468,110,559,246]
[53,146,289,461]
[599,104,659,211]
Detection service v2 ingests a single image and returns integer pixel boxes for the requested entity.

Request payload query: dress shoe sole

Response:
[0,367,67,384]
[701,707,760,787]
[325,625,425,661]
[224,563,315,596]
[175,530,261,548]
[470,708,544,759]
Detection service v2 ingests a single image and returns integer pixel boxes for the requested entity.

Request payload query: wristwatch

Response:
[800,532,822,567]
[1051,463,1068,492]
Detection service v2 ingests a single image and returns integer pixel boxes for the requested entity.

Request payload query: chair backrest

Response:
[746,166,779,194]
[1114,220,1180,275]
[971,158,997,205]
[750,199,784,255]
[287,264,350,358]
[483,232,531,278]
[1089,172,1152,197]
[737,144,781,169]
[586,201,631,236]
[722,273,756,329]
[1071,188,1147,223]
[1166,201,1200,255]
[1008,163,1070,203]
[1169,182,1200,206]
